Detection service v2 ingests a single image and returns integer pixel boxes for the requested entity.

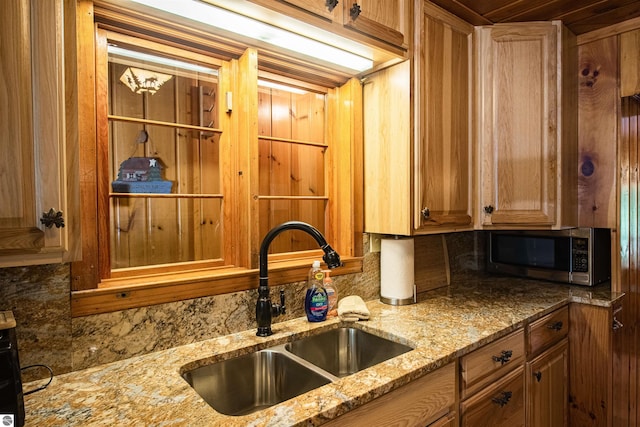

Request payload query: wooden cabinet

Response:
[461,365,525,427]
[246,0,411,54]
[363,2,473,235]
[460,328,526,426]
[526,306,569,427]
[569,300,624,427]
[0,0,79,267]
[475,21,578,229]
[527,339,568,427]
[620,29,640,97]
[322,362,455,426]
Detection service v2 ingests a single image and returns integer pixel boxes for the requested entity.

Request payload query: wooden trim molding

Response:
[577,15,640,45]
[71,256,363,316]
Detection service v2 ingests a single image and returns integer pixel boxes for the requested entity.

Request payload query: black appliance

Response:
[0,311,24,427]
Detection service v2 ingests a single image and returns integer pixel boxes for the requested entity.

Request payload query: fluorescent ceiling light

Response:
[128,0,373,72]
[258,80,307,95]
[108,45,218,75]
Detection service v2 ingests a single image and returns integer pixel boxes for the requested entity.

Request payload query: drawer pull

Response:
[492,350,513,365]
[547,321,563,331]
[492,391,513,407]
[534,371,542,382]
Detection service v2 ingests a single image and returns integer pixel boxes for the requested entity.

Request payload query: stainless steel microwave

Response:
[487,228,611,286]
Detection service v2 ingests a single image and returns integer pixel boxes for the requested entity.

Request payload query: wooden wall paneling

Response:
[577,37,618,228]
[618,95,640,427]
[257,88,273,254]
[270,89,293,253]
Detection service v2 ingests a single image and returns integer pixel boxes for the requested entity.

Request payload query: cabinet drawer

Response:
[460,328,524,398]
[527,306,569,356]
[461,365,525,427]
[323,362,455,426]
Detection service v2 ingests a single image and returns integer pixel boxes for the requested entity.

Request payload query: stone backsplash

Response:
[0,232,483,379]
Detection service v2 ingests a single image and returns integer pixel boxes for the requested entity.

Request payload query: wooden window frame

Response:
[70,1,363,317]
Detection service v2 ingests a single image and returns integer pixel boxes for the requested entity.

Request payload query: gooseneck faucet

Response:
[256,221,342,337]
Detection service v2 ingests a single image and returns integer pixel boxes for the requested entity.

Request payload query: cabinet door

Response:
[343,0,409,49]
[527,339,568,427]
[621,29,640,97]
[415,2,473,231]
[0,0,79,266]
[461,365,525,427]
[250,0,338,21]
[363,60,411,235]
[476,23,558,227]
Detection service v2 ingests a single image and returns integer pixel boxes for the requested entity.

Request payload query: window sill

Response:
[70,256,363,317]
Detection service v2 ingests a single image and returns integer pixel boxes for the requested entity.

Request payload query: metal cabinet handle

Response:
[613,318,623,330]
[492,391,513,407]
[534,371,542,382]
[421,208,430,219]
[547,321,563,331]
[484,205,494,214]
[40,208,65,228]
[325,0,338,12]
[349,2,361,20]
[492,350,513,365]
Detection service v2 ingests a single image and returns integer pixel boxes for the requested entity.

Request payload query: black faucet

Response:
[256,221,342,337]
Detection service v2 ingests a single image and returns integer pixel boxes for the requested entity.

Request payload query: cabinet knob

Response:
[349,2,361,20]
[491,391,513,407]
[534,371,542,382]
[325,0,338,12]
[484,205,494,214]
[40,208,65,229]
[421,208,430,219]
[546,321,563,331]
[492,349,513,365]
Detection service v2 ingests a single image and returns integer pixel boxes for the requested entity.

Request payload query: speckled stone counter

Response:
[23,278,622,426]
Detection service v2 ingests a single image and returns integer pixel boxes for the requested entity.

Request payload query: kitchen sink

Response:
[285,327,413,377]
[182,326,413,415]
[182,348,333,416]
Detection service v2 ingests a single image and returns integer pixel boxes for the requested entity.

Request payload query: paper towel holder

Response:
[379,235,417,306]
[380,284,416,305]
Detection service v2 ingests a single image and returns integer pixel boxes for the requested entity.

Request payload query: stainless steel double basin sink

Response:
[181,326,413,416]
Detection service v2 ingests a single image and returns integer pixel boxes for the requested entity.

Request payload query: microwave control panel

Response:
[572,238,589,273]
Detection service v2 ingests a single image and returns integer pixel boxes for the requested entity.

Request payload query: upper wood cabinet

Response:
[475,21,578,229]
[621,29,640,97]
[0,0,80,267]
[363,2,472,235]
[246,0,411,54]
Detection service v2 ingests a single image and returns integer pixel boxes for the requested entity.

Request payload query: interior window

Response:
[107,42,225,272]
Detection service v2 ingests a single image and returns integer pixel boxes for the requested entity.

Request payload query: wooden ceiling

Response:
[429,0,640,34]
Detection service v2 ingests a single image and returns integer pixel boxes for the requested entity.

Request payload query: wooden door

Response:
[476,23,558,227]
[527,339,568,427]
[0,0,79,265]
[620,30,640,97]
[363,60,411,235]
[343,0,409,49]
[415,2,473,231]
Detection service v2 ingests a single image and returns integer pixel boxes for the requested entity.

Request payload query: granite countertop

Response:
[23,278,623,426]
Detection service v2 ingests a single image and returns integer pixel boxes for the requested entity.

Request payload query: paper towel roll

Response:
[380,237,415,305]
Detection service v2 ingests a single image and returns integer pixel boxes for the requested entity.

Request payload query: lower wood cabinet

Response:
[322,362,455,426]
[526,339,569,427]
[461,365,525,427]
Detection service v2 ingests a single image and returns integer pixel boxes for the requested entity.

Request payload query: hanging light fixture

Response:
[119,66,173,94]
